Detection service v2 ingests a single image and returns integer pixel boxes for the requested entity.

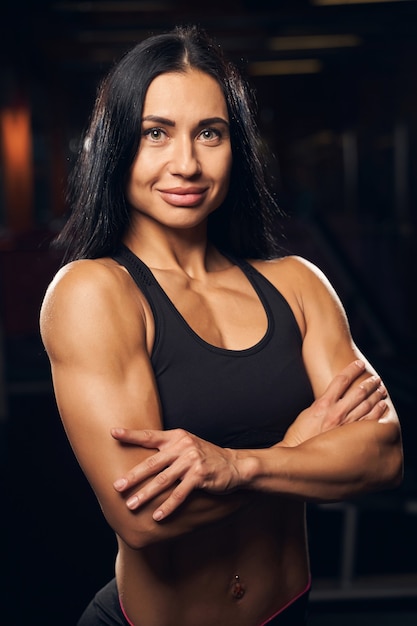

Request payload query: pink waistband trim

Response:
[119,595,135,626]
[259,575,312,626]
[119,575,312,626]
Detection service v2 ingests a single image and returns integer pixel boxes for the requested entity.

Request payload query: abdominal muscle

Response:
[116,494,310,626]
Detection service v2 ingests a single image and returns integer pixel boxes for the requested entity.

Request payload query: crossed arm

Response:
[110,257,403,522]
[40,259,248,548]
[40,256,403,548]
[111,359,401,522]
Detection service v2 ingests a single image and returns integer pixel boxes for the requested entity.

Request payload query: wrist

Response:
[231,448,262,489]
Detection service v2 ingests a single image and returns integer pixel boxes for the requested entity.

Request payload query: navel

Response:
[230,574,246,600]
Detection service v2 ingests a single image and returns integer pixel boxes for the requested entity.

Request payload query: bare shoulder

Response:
[40,258,148,360]
[251,255,333,290]
[42,257,130,305]
[41,258,125,328]
[251,254,343,310]
[250,256,339,332]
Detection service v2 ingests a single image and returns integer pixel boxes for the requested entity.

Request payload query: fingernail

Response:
[153,510,163,521]
[355,360,365,368]
[377,385,387,397]
[126,496,139,509]
[113,478,127,491]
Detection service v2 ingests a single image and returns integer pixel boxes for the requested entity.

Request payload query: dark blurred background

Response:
[0,1,416,624]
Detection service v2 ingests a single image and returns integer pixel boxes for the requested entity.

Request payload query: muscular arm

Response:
[113,257,403,519]
[238,257,403,500]
[40,259,244,549]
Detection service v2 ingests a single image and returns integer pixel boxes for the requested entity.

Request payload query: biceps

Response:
[301,301,370,398]
[52,360,161,485]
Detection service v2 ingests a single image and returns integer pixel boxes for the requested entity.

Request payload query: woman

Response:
[40,26,403,626]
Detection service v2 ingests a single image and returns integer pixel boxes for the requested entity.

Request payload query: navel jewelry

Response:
[231,574,246,599]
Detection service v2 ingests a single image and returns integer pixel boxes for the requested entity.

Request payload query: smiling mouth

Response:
[159,187,208,207]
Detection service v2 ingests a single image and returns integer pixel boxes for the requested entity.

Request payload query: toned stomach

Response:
[116,494,310,626]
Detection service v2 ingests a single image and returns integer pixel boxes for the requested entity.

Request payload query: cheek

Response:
[218,151,232,188]
[126,153,148,188]
[125,162,144,206]
[213,157,232,208]
[125,169,136,201]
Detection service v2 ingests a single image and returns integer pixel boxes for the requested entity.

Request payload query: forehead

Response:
[142,69,228,119]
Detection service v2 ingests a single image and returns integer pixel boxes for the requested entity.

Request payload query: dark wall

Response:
[1,2,416,624]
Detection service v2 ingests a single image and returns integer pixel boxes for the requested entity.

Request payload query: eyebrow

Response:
[141,115,229,127]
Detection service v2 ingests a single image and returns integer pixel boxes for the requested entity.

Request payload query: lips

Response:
[158,186,208,207]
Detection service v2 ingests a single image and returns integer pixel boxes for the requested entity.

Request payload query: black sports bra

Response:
[112,245,314,449]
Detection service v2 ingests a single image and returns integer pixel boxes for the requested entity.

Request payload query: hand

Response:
[280,359,388,447]
[111,428,242,521]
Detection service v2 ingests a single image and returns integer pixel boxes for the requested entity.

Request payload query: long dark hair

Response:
[56,25,284,261]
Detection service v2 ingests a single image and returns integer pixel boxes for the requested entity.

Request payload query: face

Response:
[126,69,232,232]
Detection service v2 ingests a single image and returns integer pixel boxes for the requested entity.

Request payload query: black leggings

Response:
[77,578,310,626]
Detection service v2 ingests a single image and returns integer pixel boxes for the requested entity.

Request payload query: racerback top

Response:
[112,245,314,449]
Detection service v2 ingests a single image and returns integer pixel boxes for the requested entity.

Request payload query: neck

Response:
[123,219,225,278]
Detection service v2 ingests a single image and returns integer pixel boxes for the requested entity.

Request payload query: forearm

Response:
[108,429,251,547]
[110,382,403,524]
[111,485,248,549]
[237,420,403,502]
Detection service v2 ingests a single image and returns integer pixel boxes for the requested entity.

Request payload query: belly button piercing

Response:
[231,574,246,599]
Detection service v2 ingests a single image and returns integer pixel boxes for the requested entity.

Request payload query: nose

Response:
[168,135,201,177]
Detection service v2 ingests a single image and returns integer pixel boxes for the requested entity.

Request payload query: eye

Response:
[142,127,166,142]
[199,128,222,143]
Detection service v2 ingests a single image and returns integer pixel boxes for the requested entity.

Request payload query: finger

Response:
[323,360,366,402]
[359,399,388,422]
[152,475,196,521]
[122,445,198,505]
[113,449,176,492]
[319,374,383,430]
[345,386,387,423]
[111,428,165,447]
[125,460,187,509]
[339,377,385,420]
